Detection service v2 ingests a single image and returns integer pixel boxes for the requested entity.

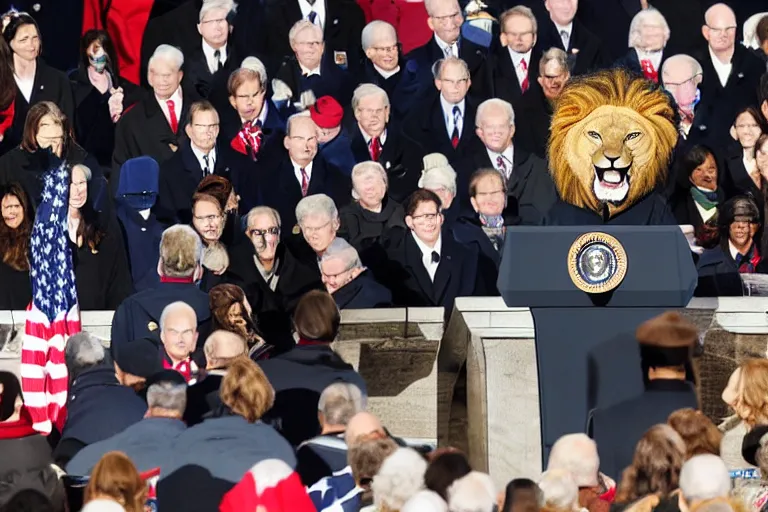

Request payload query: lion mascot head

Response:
[548,68,679,218]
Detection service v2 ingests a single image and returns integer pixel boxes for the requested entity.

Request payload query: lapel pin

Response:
[738,73,744,79]
[333,18,339,25]
[32,3,40,11]
[40,85,44,90]
[385,161,391,169]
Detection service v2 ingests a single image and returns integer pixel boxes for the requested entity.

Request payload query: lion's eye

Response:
[587,131,601,140]
[625,132,641,141]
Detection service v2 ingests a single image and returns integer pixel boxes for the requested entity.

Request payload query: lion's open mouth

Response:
[594,165,630,189]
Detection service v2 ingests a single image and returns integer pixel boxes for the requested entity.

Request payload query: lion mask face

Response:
[548,69,679,218]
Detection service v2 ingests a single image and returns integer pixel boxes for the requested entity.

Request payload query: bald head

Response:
[345,411,385,446]
[160,301,199,365]
[204,330,247,369]
[703,4,737,53]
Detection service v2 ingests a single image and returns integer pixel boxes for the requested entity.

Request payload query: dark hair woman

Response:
[69,30,142,168]
[0,102,105,211]
[721,106,766,202]
[669,145,722,232]
[0,35,16,146]
[68,163,133,310]
[0,11,74,155]
[209,283,270,358]
[0,182,32,309]
[196,174,243,246]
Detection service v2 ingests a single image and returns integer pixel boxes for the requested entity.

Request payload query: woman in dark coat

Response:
[720,107,766,202]
[0,102,106,212]
[0,11,74,156]
[0,182,32,309]
[69,30,143,169]
[0,372,65,511]
[669,145,723,233]
[68,163,133,310]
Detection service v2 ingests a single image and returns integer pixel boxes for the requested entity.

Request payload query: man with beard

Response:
[320,237,392,309]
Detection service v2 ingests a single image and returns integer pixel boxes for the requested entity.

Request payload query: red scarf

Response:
[160,275,195,284]
[0,408,37,440]
[231,120,263,160]
[163,357,195,382]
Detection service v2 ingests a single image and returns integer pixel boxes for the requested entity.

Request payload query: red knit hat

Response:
[219,459,316,512]
[309,96,343,129]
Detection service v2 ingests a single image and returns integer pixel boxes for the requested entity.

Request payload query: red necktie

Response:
[300,167,309,196]
[369,137,381,161]
[520,58,529,93]
[167,99,178,133]
[451,106,460,149]
[640,59,658,83]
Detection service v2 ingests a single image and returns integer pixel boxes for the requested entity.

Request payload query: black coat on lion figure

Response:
[543,68,680,225]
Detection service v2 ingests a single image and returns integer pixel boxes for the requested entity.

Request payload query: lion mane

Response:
[548,68,679,218]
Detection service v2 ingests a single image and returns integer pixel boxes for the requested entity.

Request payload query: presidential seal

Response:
[567,232,627,293]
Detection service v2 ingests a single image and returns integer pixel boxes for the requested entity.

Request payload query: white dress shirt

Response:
[440,96,465,138]
[299,0,326,29]
[729,240,747,261]
[362,128,388,146]
[693,200,718,224]
[709,46,733,88]
[300,62,322,76]
[434,33,459,57]
[507,48,532,87]
[636,49,663,71]
[157,87,183,127]
[486,145,515,180]
[14,74,34,103]
[374,63,400,79]
[191,144,217,175]
[292,159,314,188]
[202,41,228,74]
[554,21,573,49]
[412,231,442,282]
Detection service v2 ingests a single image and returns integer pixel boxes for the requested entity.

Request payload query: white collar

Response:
[553,21,573,36]
[412,230,442,256]
[361,128,387,145]
[291,159,314,173]
[298,0,326,28]
[507,48,532,67]
[434,33,459,53]
[729,239,748,260]
[156,87,182,109]
[487,145,514,165]
[708,45,734,66]
[191,143,216,163]
[440,96,465,119]
[242,101,269,126]
[300,62,322,76]
[202,40,227,60]
[373,63,400,79]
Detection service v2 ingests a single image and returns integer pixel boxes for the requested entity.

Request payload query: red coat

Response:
[356,0,431,55]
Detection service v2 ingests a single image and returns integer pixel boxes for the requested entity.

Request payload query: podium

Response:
[498,226,697,463]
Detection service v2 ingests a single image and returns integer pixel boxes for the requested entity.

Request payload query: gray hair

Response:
[661,54,703,83]
[547,433,600,487]
[432,56,470,80]
[628,7,670,48]
[318,382,366,425]
[351,161,389,200]
[372,448,429,510]
[240,56,268,90]
[285,111,314,136]
[149,44,184,72]
[65,332,106,380]
[245,206,281,230]
[447,471,497,512]
[500,5,537,34]
[419,160,458,196]
[679,454,731,503]
[289,19,323,47]
[538,469,579,511]
[160,224,204,277]
[352,83,390,111]
[146,381,188,414]
[361,20,397,51]
[539,47,568,76]
[320,238,363,271]
[203,330,247,362]
[295,193,339,225]
[424,0,461,18]
[199,0,237,22]
[475,98,515,127]
[72,164,93,181]
[159,301,197,331]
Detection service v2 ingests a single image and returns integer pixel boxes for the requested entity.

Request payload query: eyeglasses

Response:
[410,212,440,222]
[663,75,700,89]
[194,213,223,223]
[706,25,736,36]
[300,220,332,234]
[192,123,219,131]
[247,226,280,237]
[431,11,462,24]
[201,17,228,26]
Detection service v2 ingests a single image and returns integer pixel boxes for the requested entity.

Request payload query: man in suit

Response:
[455,98,555,224]
[404,0,491,99]
[588,312,700,480]
[113,45,199,180]
[273,20,355,108]
[661,55,713,149]
[263,115,351,232]
[492,6,540,107]
[349,84,424,203]
[320,237,392,309]
[694,3,765,144]
[384,188,478,312]
[534,0,607,76]
[264,0,366,74]
[403,57,481,163]
[156,100,232,224]
[514,48,570,159]
[359,20,423,122]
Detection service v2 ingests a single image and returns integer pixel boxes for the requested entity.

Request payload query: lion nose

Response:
[604,155,621,165]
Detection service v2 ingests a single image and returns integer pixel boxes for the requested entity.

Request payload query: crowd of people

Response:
[1,0,768,509]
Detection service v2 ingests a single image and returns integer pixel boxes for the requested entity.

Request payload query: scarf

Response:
[0,408,37,439]
[735,243,761,274]
[231,119,263,160]
[479,213,505,252]
[690,186,720,210]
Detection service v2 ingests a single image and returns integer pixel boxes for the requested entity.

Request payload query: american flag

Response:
[20,161,81,435]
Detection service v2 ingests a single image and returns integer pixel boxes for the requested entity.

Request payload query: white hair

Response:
[628,7,670,48]
[361,20,397,51]
[402,490,448,512]
[424,0,460,18]
[289,19,323,47]
[352,83,390,111]
[447,471,497,512]
[295,194,339,224]
[240,56,268,90]
[160,224,204,272]
[476,98,515,127]
[146,381,188,414]
[159,301,197,331]
[501,5,537,34]
[245,205,281,230]
[372,448,428,510]
[199,0,237,22]
[72,163,93,181]
[318,382,366,425]
[321,237,363,270]
[432,56,470,80]
[661,54,703,83]
[203,330,247,361]
[149,44,184,72]
[539,47,568,75]
[351,161,388,200]
[64,331,106,379]
[679,454,731,503]
[419,155,457,196]
[547,433,600,487]
[538,469,580,511]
